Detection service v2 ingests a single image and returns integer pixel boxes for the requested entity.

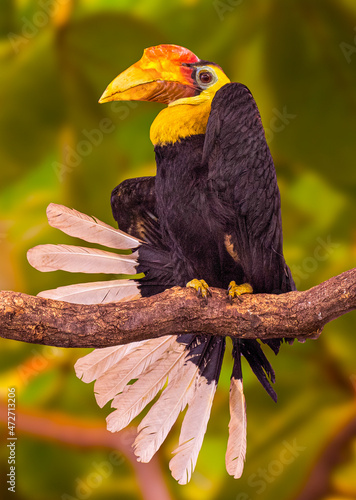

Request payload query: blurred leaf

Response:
[0,0,16,38]
[17,436,136,500]
[331,436,356,497]
[265,0,356,187]
[0,30,66,183]
[57,11,165,134]
[20,367,63,406]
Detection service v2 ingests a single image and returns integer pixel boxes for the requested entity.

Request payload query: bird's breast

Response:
[154,136,227,286]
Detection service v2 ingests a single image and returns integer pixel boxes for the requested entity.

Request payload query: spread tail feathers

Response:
[93,335,177,408]
[75,334,225,484]
[106,340,187,432]
[240,339,277,402]
[169,337,225,484]
[226,341,247,479]
[133,337,224,473]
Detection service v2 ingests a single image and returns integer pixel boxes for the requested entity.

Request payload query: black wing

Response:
[111,176,173,295]
[111,176,161,245]
[203,83,295,295]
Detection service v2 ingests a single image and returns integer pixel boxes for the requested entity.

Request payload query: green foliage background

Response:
[0,1,356,499]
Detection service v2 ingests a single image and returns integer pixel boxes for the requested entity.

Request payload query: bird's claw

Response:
[186,279,212,303]
[227,281,253,303]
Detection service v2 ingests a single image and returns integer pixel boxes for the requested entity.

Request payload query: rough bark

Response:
[0,268,355,348]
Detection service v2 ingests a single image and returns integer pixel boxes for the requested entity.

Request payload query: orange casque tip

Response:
[142,44,199,65]
[98,44,200,104]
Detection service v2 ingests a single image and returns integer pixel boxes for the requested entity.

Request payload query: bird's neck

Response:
[150,101,212,146]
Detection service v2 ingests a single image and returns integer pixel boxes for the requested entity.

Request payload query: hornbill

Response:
[28,44,295,484]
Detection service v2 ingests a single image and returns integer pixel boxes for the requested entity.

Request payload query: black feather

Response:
[239,339,277,402]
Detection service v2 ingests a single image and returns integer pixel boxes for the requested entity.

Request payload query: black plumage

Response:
[111,82,296,400]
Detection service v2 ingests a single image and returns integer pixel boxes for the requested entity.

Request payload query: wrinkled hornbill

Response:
[28,44,295,484]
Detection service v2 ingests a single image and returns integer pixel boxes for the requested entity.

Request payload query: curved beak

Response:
[99,45,199,105]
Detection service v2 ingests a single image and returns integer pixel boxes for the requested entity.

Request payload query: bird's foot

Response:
[186,279,212,303]
[227,281,253,303]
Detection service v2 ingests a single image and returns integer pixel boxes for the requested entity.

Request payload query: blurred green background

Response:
[1,0,356,499]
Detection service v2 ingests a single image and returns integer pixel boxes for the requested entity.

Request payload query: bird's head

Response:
[99,44,231,145]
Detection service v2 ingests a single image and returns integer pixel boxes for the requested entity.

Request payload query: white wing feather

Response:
[94,336,176,408]
[169,377,217,485]
[106,341,187,433]
[37,279,139,304]
[46,203,141,249]
[225,377,247,479]
[27,244,138,274]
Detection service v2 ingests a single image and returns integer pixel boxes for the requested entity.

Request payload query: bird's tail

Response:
[75,333,226,484]
[27,203,232,484]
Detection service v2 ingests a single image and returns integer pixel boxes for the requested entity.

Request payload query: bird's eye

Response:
[195,66,217,89]
[198,71,213,85]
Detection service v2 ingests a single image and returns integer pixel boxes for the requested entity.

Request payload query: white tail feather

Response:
[225,377,247,479]
[37,279,139,304]
[74,340,150,384]
[46,203,141,249]
[94,336,176,408]
[133,356,202,463]
[106,341,187,432]
[169,377,217,485]
[27,244,138,274]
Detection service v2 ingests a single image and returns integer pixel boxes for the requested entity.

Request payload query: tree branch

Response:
[0,268,355,348]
